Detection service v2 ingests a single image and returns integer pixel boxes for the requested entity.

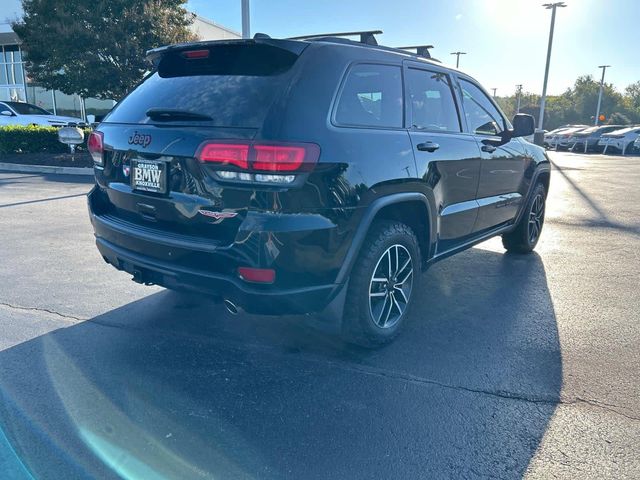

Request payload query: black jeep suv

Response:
[87,32,550,346]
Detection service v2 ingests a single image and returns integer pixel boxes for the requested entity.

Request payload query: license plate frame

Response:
[131,158,168,194]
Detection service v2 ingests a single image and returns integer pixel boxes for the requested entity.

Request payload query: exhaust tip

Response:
[223,299,240,315]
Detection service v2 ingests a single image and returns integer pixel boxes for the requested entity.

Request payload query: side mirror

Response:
[511,113,535,138]
[1,110,14,117]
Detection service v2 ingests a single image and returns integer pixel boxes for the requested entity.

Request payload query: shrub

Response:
[0,125,91,154]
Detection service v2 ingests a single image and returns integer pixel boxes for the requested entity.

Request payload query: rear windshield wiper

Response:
[145,108,212,121]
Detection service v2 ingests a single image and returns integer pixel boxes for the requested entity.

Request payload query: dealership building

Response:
[0,5,239,119]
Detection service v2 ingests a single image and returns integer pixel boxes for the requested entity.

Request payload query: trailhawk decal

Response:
[198,210,238,220]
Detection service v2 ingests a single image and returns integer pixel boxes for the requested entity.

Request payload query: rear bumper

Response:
[87,186,348,315]
[95,236,337,315]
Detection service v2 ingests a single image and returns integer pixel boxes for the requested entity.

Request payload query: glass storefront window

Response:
[14,63,23,84]
[2,43,115,120]
[9,87,25,102]
[0,44,26,93]
[0,87,26,102]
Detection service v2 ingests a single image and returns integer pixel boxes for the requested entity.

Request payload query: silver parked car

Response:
[0,101,85,127]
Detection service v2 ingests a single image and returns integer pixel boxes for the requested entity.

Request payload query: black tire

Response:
[342,220,421,348]
[502,182,546,254]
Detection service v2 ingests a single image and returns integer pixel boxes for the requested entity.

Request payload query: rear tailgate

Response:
[93,40,307,245]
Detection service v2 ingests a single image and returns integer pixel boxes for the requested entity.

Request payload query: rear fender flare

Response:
[334,192,434,286]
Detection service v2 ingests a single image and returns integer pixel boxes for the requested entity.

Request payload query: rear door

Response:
[404,61,482,253]
[457,78,531,233]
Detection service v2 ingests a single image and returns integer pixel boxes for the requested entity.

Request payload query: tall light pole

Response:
[241,0,251,39]
[516,84,523,113]
[450,51,466,68]
[536,2,567,141]
[491,88,497,98]
[594,65,611,126]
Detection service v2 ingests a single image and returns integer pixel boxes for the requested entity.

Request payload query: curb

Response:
[0,162,94,176]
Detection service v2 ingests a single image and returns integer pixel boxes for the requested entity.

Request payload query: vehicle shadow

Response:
[0,247,561,479]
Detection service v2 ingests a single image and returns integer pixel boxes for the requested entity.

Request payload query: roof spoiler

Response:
[145,34,308,66]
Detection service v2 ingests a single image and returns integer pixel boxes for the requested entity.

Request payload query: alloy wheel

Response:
[528,194,545,244]
[368,244,413,329]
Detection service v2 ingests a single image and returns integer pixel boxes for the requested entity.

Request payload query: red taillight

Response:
[195,141,319,174]
[87,131,104,166]
[254,145,306,172]
[197,143,249,169]
[182,49,210,59]
[238,267,276,284]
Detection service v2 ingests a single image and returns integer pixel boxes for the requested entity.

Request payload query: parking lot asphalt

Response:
[0,152,638,479]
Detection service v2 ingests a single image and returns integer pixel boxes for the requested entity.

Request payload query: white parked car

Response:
[0,101,85,127]
[550,126,589,150]
[544,125,588,149]
[599,126,640,155]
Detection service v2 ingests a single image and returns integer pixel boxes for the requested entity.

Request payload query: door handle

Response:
[481,144,497,153]
[417,142,440,152]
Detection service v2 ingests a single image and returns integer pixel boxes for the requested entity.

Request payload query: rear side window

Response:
[104,44,299,128]
[459,79,505,136]
[406,68,460,132]
[335,64,403,128]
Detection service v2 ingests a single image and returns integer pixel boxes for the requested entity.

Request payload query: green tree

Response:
[569,75,625,124]
[624,81,640,108]
[608,112,632,125]
[13,0,196,100]
[623,81,640,121]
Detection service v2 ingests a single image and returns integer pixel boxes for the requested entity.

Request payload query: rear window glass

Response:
[335,64,403,128]
[104,44,299,128]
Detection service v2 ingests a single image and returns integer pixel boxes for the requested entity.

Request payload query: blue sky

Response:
[187,0,639,96]
[2,0,637,96]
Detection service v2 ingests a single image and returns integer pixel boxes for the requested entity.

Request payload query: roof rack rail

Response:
[288,30,383,46]
[397,45,434,59]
